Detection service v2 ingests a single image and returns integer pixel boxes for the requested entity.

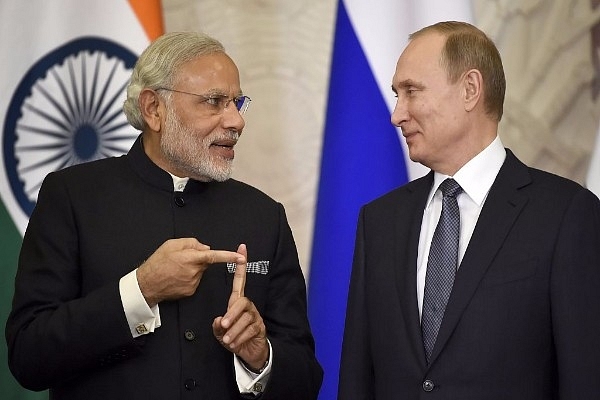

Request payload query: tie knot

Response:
[439,178,462,198]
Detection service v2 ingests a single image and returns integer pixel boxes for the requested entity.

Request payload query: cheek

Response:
[186,118,221,139]
[418,100,455,131]
[410,101,439,132]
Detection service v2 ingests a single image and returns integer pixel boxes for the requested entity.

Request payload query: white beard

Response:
[160,106,238,182]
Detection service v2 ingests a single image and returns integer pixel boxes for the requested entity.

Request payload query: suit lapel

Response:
[428,150,532,365]
[395,173,433,367]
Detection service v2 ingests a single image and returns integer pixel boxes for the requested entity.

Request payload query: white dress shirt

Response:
[118,174,271,394]
[416,136,506,318]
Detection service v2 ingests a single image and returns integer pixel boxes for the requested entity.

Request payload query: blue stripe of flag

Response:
[308,1,409,399]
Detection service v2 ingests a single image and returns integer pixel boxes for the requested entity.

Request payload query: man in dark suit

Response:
[6,31,322,399]
[338,21,600,399]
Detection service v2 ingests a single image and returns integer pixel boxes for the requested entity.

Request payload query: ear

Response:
[139,89,163,132]
[463,69,483,112]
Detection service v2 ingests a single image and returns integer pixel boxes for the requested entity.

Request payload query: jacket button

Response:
[184,329,195,341]
[423,379,435,392]
[174,195,185,207]
[184,378,196,390]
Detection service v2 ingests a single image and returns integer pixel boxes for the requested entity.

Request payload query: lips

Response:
[400,126,413,136]
[210,138,237,159]
[212,139,237,148]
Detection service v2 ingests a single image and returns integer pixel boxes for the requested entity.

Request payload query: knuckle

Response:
[248,324,260,337]
[207,252,217,264]
[242,312,254,325]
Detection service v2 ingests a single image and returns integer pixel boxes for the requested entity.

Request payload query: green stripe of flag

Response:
[0,199,46,399]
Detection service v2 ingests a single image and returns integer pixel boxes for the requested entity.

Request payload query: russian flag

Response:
[308,1,472,399]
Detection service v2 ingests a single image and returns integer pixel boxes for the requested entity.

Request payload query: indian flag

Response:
[0,1,163,397]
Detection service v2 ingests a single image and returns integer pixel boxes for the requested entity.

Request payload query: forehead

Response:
[175,52,241,92]
[393,32,447,85]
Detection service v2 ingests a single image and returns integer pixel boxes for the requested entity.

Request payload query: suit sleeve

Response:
[338,207,375,400]
[551,188,600,399]
[260,203,323,400]
[5,172,140,391]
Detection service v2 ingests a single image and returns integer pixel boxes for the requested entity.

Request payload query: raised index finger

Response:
[229,244,247,305]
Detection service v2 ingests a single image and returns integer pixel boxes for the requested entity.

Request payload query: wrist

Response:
[136,267,159,307]
[242,357,269,374]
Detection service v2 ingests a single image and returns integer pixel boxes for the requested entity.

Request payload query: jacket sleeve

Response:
[5,172,140,391]
[551,188,600,399]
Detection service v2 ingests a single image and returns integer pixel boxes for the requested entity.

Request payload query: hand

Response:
[137,238,246,307]
[212,244,269,371]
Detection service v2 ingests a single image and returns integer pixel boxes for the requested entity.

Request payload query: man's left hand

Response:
[212,244,269,371]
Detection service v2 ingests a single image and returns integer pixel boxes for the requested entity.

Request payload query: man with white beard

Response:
[6,31,323,400]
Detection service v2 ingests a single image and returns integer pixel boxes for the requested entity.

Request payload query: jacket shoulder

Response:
[364,173,432,210]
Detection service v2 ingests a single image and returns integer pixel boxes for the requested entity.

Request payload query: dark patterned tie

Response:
[422,178,463,363]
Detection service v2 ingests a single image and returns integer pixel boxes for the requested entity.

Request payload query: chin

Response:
[209,162,233,182]
[212,173,231,182]
[190,157,233,182]
[406,148,421,163]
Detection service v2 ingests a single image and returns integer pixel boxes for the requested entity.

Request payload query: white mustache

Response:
[213,130,239,141]
[207,130,240,147]
[226,130,240,140]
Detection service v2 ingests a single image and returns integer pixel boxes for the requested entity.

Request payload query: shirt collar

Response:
[427,135,506,206]
[170,173,190,192]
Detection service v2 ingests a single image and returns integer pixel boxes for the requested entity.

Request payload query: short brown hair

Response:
[410,21,506,122]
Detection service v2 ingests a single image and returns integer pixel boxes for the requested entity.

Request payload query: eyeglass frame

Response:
[155,87,252,115]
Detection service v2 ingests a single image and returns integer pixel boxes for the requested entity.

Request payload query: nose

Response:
[390,96,408,128]
[222,104,245,133]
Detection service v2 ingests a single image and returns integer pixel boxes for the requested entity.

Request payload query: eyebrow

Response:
[202,89,244,97]
[393,79,425,91]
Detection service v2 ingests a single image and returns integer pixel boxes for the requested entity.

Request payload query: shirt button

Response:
[174,195,185,207]
[423,379,435,392]
[184,378,196,390]
[184,329,195,341]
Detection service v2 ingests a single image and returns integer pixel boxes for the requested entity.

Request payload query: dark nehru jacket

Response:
[7,136,323,400]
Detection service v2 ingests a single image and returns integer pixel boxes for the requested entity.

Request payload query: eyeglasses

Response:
[156,87,252,115]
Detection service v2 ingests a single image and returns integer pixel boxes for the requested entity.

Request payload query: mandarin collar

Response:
[126,135,213,194]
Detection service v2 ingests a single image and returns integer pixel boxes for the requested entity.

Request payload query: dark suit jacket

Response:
[338,150,600,400]
[6,136,323,400]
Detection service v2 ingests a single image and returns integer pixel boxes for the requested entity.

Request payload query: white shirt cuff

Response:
[119,269,161,337]
[234,339,273,394]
